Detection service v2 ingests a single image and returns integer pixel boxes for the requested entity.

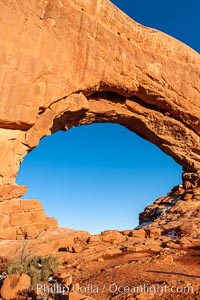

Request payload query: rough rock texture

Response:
[0,199,57,240]
[0,185,27,202]
[1,273,31,300]
[139,181,200,239]
[0,228,90,260]
[0,0,200,182]
[1,227,200,299]
[0,0,199,239]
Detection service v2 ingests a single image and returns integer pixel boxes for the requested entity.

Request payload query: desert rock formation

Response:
[1,227,200,299]
[0,0,200,240]
[0,199,57,240]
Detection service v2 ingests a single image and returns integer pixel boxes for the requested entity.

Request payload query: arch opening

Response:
[0,0,199,242]
[17,123,182,234]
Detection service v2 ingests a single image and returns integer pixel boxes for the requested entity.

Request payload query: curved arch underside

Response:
[0,0,200,188]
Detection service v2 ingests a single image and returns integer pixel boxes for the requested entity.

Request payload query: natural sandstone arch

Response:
[0,0,200,238]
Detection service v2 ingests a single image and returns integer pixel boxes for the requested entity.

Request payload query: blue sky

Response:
[17,0,199,234]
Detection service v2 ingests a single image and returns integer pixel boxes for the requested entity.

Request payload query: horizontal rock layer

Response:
[0,199,57,240]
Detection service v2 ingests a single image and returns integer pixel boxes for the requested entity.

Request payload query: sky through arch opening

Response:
[17,123,182,234]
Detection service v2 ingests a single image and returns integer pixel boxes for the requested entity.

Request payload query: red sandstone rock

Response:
[0,199,57,240]
[100,230,127,244]
[0,227,17,240]
[146,228,162,238]
[0,273,31,300]
[0,185,27,201]
[20,200,44,212]
[0,0,199,243]
[0,200,24,214]
[53,271,72,285]
[22,228,90,257]
[87,235,101,244]
[0,0,199,186]
[122,229,147,239]
[67,292,95,300]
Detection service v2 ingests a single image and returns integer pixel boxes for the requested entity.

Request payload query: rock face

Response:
[139,180,200,239]
[0,0,199,239]
[0,199,57,240]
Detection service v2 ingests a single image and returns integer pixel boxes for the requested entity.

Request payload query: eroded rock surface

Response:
[139,183,200,239]
[0,0,199,240]
[1,227,200,299]
[0,0,200,184]
[0,199,57,240]
[1,273,31,300]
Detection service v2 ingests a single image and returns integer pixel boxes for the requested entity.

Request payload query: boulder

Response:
[100,231,126,244]
[0,273,31,300]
